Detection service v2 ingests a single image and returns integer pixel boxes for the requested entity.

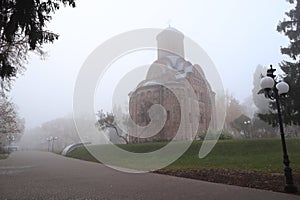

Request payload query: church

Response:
[128,27,215,143]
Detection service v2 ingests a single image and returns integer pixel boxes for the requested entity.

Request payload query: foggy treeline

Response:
[19,118,79,151]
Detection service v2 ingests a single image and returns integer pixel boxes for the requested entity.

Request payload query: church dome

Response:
[157,26,184,39]
[156,27,185,59]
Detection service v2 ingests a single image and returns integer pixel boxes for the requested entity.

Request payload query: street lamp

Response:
[46,136,58,152]
[259,65,297,193]
[7,134,15,145]
[51,136,58,152]
[46,137,51,151]
[243,120,251,138]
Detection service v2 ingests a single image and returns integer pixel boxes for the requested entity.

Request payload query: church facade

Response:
[128,28,215,143]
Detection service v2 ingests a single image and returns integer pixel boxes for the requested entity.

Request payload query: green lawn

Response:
[0,154,8,160]
[67,138,300,173]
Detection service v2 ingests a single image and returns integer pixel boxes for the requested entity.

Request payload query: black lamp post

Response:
[46,137,51,152]
[46,136,58,152]
[259,65,297,193]
[7,134,15,145]
[243,120,251,138]
[51,136,58,152]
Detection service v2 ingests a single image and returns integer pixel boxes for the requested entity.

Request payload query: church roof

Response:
[141,80,162,87]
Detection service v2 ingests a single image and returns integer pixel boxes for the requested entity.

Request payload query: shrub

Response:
[219,130,233,140]
[198,129,233,140]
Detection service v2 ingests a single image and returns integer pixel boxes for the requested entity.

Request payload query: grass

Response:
[67,138,300,173]
[0,154,8,160]
[53,150,63,155]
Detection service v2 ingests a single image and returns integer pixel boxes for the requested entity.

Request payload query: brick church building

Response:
[128,27,215,143]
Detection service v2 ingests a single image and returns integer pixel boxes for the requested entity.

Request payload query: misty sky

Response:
[10,0,292,128]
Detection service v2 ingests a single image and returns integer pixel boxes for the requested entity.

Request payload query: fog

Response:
[10,0,291,131]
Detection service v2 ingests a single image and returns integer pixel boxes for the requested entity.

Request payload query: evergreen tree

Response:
[276,0,300,125]
[0,0,76,91]
[259,0,300,126]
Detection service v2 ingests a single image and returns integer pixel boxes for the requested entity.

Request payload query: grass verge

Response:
[67,138,300,173]
[0,154,8,160]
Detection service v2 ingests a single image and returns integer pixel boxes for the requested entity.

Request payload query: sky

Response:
[10,0,293,129]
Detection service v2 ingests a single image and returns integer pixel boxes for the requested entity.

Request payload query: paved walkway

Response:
[0,151,298,200]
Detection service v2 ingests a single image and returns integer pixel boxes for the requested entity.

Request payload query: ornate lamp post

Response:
[259,65,297,193]
[51,136,58,152]
[243,120,251,138]
[7,134,15,145]
[46,136,58,152]
[46,137,51,152]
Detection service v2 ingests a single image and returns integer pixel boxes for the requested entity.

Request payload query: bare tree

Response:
[225,93,245,126]
[96,110,128,144]
[0,94,24,148]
